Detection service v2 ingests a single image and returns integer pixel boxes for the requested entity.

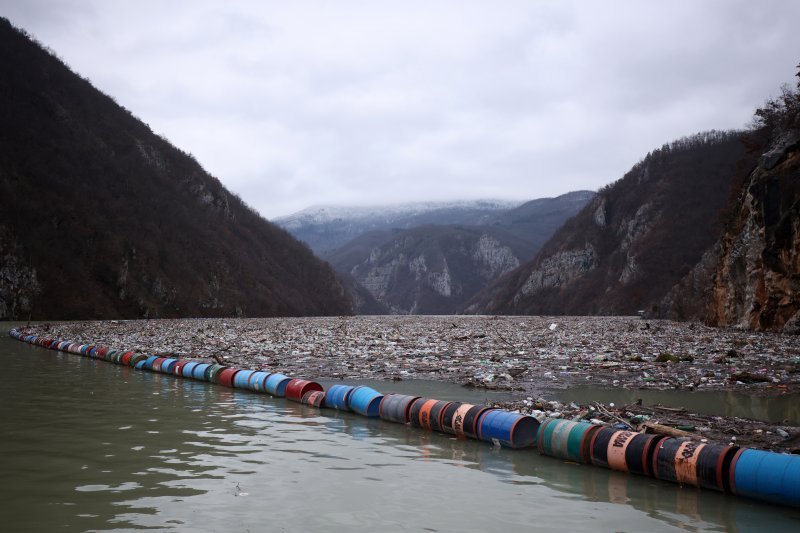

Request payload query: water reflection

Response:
[2,331,800,532]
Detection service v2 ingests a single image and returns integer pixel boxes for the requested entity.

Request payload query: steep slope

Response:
[661,75,800,331]
[467,131,758,316]
[275,200,522,255]
[327,225,536,314]
[0,19,351,319]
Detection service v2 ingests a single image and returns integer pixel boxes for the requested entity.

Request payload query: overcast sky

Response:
[3,1,799,218]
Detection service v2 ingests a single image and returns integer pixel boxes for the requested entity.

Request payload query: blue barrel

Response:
[349,386,383,417]
[233,370,256,389]
[732,448,800,507]
[325,384,356,411]
[181,362,199,378]
[135,359,147,369]
[248,371,271,392]
[139,355,157,370]
[160,358,178,374]
[478,410,540,449]
[265,373,292,397]
[191,363,212,380]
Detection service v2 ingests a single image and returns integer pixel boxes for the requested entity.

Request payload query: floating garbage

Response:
[8,327,800,510]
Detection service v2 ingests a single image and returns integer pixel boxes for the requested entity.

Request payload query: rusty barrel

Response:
[172,360,189,376]
[409,398,438,429]
[129,353,148,368]
[653,438,707,487]
[285,379,324,402]
[695,443,738,493]
[216,368,240,387]
[440,402,464,435]
[151,357,167,372]
[477,410,540,449]
[379,394,420,424]
[302,390,326,407]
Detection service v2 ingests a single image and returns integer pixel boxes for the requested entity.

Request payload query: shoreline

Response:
[15,315,800,453]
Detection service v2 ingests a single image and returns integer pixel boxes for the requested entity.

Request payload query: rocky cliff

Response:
[467,131,758,316]
[0,18,351,319]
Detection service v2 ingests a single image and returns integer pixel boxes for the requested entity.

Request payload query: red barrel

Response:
[120,352,134,366]
[217,368,241,387]
[172,360,189,376]
[285,379,324,402]
[302,390,326,407]
[151,357,167,372]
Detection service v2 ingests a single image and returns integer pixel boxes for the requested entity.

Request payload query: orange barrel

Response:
[285,379,324,402]
[248,371,271,392]
[605,429,638,473]
[217,368,240,387]
[589,426,619,468]
[440,402,463,435]
[653,438,706,487]
[302,390,326,407]
[477,410,540,449]
[409,398,435,428]
[696,444,738,492]
[452,404,492,439]
[428,400,453,432]
[379,394,421,424]
[623,433,665,477]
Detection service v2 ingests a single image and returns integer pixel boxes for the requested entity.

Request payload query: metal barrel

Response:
[302,390,326,407]
[538,419,598,463]
[172,361,189,376]
[379,394,421,424]
[285,379,324,403]
[120,352,134,366]
[160,358,178,374]
[181,361,199,377]
[696,444,738,493]
[731,448,800,507]
[204,364,226,383]
[232,369,256,389]
[409,398,436,428]
[605,429,639,473]
[264,373,292,397]
[217,368,240,387]
[427,400,453,433]
[589,426,619,469]
[151,357,167,372]
[248,371,271,392]
[653,438,706,486]
[451,404,491,439]
[477,410,540,449]
[142,355,159,370]
[441,402,464,435]
[325,384,356,411]
[191,363,211,380]
[348,386,383,417]
[623,433,665,477]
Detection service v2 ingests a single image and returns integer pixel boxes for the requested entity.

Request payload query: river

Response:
[2,325,799,532]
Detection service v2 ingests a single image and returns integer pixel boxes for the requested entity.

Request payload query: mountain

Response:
[0,18,351,320]
[274,199,523,254]
[326,225,537,314]
[466,130,758,316]
[661,72,800,332]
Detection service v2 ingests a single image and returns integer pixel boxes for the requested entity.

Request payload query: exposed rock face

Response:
[705,129,800,331]
[467,130,757,316]
[0,227,40,319]
[327,225,534,314]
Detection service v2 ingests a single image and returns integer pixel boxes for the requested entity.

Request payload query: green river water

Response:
[2,325,799,532]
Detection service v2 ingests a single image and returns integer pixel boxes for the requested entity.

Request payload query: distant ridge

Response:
[0,18,351,320]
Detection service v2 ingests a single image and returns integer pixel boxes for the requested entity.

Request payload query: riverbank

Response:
[16,316,800,452]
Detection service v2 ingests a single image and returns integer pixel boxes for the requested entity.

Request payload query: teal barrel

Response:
[325,384,356,411]
[204,364,226,383]
[248,371,271,392]
[731,448,800,507]
[348,386,383,417]
[181,362,200,378]
[191,363,211,380]
[129,353,148,367]
[477,410,540,449]
[538,419,599,464]
[265,373,291,397]
[233,369,256,389]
